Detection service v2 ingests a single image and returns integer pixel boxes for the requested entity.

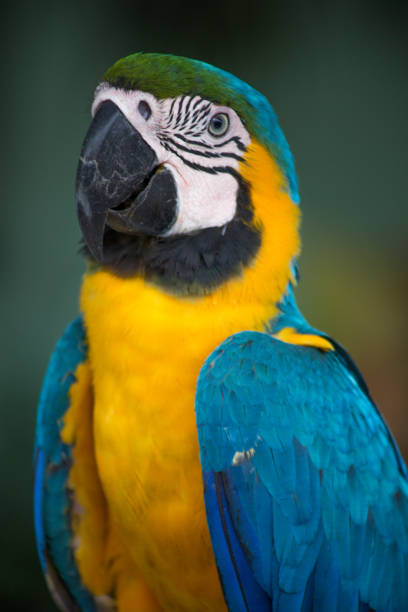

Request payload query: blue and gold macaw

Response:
[34,53,408,611]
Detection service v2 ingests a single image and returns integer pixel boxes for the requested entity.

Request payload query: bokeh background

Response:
[2,0,407,609]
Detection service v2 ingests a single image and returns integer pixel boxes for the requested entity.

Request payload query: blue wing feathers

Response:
[34,317,96,612]
[34,448,47,571]
[203,471,271,611]
[196,330,408,611]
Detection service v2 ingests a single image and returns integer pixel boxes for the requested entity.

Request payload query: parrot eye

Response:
[208,113,229,137]
[138,100,152,121]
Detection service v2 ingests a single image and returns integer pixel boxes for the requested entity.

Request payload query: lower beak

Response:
[76,100,178,262]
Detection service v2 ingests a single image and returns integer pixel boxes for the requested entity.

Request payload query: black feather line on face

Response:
[183,95,195,122]
[81,177,261,295]
[166,98,178,126]
[214,136,247,152]
[175,96,187,127]
[159,135,245,162]
[172,133,213,148]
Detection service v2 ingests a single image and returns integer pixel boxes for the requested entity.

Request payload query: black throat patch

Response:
[82,177,262,295]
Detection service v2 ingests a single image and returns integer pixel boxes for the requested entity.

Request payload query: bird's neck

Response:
[80,268,279,367]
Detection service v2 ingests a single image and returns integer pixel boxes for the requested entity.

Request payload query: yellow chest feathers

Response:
[82,271,263,520]
[77,142,300,609]
[80,271,278,610]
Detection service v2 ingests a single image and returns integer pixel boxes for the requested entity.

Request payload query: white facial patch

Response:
[92,84,251,235]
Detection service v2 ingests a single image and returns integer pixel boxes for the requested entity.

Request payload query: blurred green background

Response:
[2,0,407,609]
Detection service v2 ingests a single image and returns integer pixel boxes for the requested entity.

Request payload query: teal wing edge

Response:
[195,331,408,611]
[34,317,97,612]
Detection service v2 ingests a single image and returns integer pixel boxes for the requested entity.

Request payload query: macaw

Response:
[34,53,408,612]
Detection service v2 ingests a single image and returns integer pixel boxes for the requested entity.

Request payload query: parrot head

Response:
[76,53,300,294]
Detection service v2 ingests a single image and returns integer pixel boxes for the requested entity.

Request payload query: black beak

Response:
[76,100,178,262]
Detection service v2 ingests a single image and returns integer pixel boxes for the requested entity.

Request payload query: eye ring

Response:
[208,113,229,137]
[138,100,151,121]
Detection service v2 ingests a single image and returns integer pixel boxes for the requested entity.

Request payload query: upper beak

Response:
[76,100,178,262]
